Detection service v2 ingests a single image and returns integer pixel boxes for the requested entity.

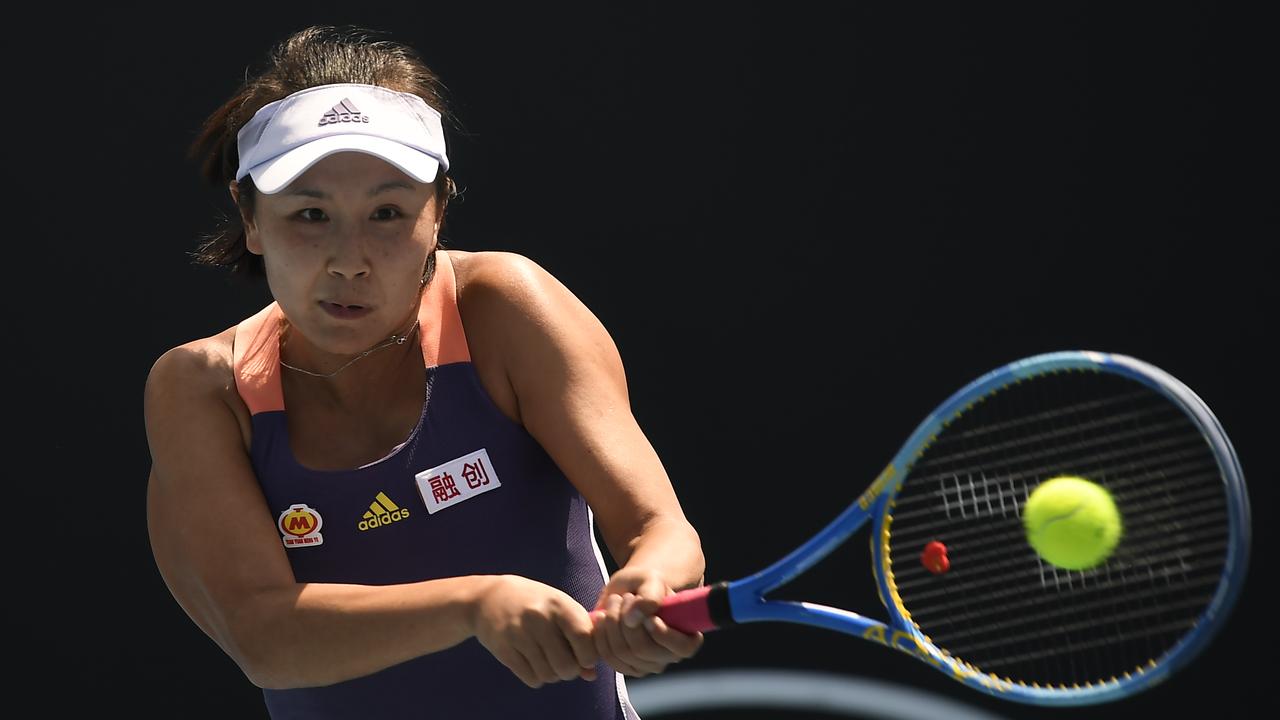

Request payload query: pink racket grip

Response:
[658,582,732,634]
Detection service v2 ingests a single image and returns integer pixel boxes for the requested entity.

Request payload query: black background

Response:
[18,3,1275,719]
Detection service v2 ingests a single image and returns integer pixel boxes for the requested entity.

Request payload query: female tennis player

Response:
[143,25,704,720]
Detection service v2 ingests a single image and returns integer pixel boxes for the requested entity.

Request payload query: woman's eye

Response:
[293,207,401,222]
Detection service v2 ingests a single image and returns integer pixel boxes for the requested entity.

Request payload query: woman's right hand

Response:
[472,575,601,687]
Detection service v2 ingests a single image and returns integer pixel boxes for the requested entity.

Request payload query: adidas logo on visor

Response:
[319,98,369,126]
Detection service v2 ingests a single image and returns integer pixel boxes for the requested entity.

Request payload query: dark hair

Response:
[188,25,460,282]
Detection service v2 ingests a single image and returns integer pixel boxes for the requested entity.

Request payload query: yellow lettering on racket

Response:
[944,660,1008,692]
[865,626,943,669]
[858,465,897,510]
[890,630,915,652]
[867,626,1008,693]
[890,631,941,668]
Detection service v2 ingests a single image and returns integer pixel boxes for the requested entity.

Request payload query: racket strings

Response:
[922,389,1150,443]
[892,455,1220,526]
[889,479,1227,575]
[969,617,1201,670]
[897,546,1224,633]
[889,460,1225,578]
[905,438,1214,506]
[943,593,1209,656]
[909,402,1195,481]
[883,371,1230,688]
[893,518,1228,602]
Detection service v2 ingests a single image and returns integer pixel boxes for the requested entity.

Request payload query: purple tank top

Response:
[232,251,639,719]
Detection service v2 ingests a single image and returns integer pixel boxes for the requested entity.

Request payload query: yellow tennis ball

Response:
[1023,476,1122,570]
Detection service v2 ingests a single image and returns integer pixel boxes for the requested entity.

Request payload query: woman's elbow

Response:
[218,599,305,690]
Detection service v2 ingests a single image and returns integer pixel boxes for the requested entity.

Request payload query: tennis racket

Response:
[659,351,1250,706]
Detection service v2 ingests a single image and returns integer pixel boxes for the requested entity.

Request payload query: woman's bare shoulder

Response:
[144,325,253,449]
[447,248,548,294]
[448,249,581,322]
[146,326,238,395]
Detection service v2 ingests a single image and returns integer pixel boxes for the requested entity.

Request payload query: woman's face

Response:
[238,152,440,356]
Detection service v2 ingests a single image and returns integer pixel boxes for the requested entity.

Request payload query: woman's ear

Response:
[229,180,263,255]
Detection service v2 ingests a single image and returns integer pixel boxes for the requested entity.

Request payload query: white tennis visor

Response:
[235,83,450,194]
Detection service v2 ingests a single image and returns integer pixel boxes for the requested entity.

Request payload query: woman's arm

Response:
[458,252,707,676]
[144,339,598,689]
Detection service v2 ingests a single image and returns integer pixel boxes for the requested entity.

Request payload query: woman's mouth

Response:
[320,301,372,319]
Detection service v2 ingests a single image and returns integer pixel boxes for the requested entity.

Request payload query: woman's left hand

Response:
[585,567,704,678]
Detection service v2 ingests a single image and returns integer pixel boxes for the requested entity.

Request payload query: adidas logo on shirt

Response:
[319,98,370,126]
[358,491,410,531]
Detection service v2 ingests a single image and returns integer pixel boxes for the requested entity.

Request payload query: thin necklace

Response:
[279,319,421,379]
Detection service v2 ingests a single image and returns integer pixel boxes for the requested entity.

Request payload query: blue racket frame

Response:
[719,351,1250,705]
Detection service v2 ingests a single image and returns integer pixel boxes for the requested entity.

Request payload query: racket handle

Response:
[658,581,733,633]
